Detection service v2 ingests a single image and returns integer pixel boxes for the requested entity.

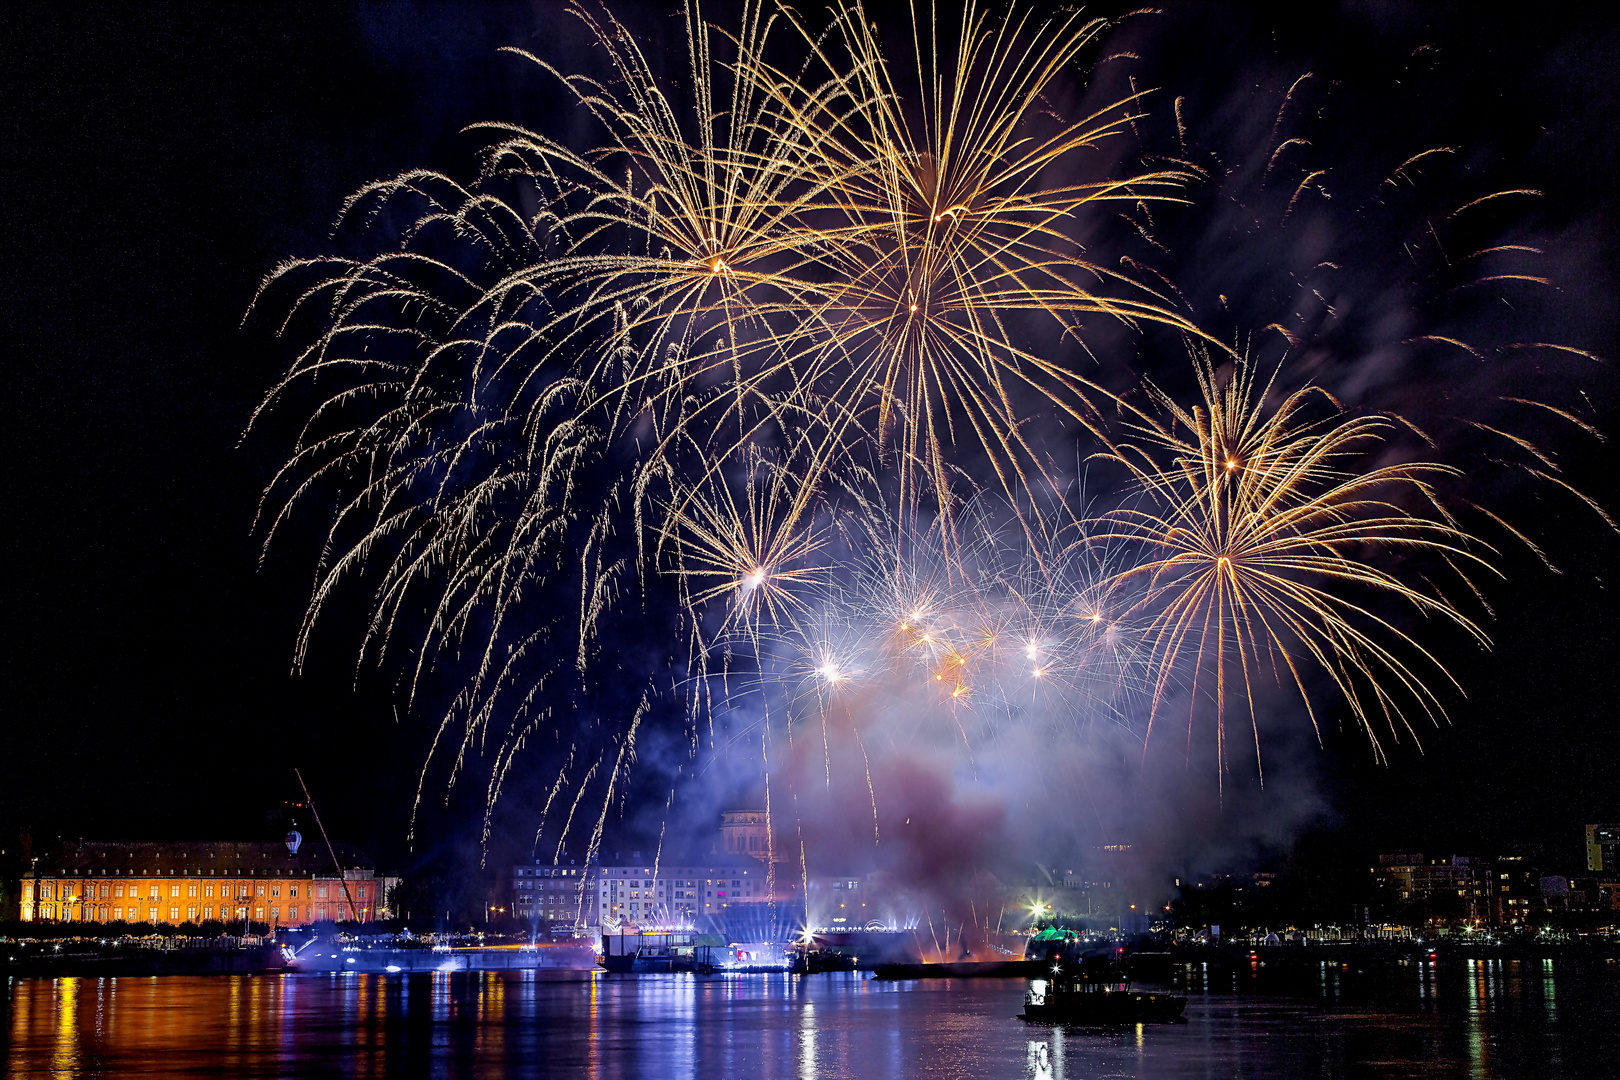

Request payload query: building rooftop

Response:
[38,840,374,877]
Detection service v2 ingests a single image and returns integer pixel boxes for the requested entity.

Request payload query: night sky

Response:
[2,2,1615,879]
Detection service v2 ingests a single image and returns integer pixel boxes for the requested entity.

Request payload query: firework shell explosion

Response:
[246,0,1610,875]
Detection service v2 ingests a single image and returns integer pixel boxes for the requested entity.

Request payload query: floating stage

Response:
[291,941,597,974]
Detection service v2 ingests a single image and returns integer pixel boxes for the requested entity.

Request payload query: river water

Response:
[5,960,1617,1078]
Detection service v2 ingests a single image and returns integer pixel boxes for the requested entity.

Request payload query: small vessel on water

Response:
[1019,926,1185,1026]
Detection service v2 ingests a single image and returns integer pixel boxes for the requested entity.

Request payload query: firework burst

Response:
[1097,351,1494,776]
[243,0,1605,870]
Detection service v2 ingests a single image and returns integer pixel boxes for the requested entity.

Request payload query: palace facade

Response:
[20,840,394,927]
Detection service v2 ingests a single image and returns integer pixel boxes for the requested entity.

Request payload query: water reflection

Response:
[4,963,1615,1078]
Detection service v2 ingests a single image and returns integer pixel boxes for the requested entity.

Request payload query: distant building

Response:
[718,811,775,861]
[1492,851,1545,926]
[1586,824,1620,872]
[20,840,390,927]
[591,809,799,933]
[510,858,595,934]
[1372,854,1485,923]
[595,854,791,930]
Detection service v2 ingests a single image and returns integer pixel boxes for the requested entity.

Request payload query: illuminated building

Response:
[582,810,798,931]
[510,858,596,933]
[508,811,804,936]
[596,856,789,929]
[1491,851,1545,926]
[1371,854,1486,922]
[1585,824,1620,872]
[19,840,392,927]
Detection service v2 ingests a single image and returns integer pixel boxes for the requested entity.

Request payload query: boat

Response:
[1019,967,1187,1025]
[1019,926,1185,1026]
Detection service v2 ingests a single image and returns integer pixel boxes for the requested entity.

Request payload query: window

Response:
[187,907,198,921]
[188,885,198,898]
[169,907,179,921]
[205,906,213,919]
[150,886,160,899]
[115,884,124,898]
[290,885,298,898]
[205,885,213,898]
[256,885,265,897]
[272,886,280,897]
[170,885,180,898]
[101,884,111,898]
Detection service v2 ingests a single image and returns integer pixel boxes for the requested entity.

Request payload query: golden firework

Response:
[1096,352,1494,774]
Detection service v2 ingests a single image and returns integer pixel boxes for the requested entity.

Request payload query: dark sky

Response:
[1,2,1615,875]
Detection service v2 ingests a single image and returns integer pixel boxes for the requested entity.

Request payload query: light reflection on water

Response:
[4,962,1616,1078]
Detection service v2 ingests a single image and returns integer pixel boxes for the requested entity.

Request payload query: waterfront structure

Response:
[509,811,799,937]
[580,810,798,932]
[510,859,596,934]
[1586,824,1620,872]
[596,856,789,929]
[20,840,390,926]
